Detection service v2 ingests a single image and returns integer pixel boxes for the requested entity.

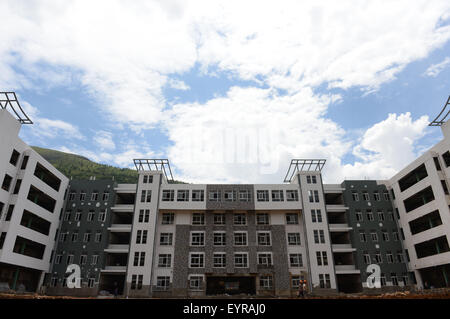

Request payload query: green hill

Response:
[32,146,185,184]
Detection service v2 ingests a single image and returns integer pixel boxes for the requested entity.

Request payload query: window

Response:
[257,190,269,202]
[189,253,204,268]
[351,191,359,201]
[234,232,247,246]
[291,275,305,289]
[306,175,311,183]
[55,254,62,265]
[388,211,394,221]
[177,190,189,201]
[378,211,385,221]
[255,213,268,225]
[162,190,174,201]
[363,252,371,264]
[0,202,3,220]
[136,230,148,244]
[239,190,250,202]
[156,276,170,290]
[374,252,382,264]
[162,213,174,224]
[234,253,248,268]
[287,233,301,245]
[67,254,74,265]
[71,232,78,242]
[259,275,273,290]
[392,231,399,241]
[80,254,87,265]
[306,175,317,184]
[98,209,106,222]
[79,192,86,201]
[192,190,204,201]
[68,192,76,201]
[133,252,146,266]
[319,274,331,288]
[289,254,303,267]
[213,213,225,225]
[20,156,29,170]
[88,277,95,288]
[102,191,109,201]
[59,231,68,242]
[5,204,14,221]
[213,232,226,246]
[271,190,284,201]
[367,210,374,221]
[391,273,399,286]
[441,180,449,195]
[143,175,153,183]
[213,253,226,268]
[286,190,299,201]
[286,213,299,224]
[87,210,95,222]
[233,213,246,225]
[160,233,173,246]
[141,190,151,202]
[386,252,394,263]
[359,231,367,243]
[356,210,363,222]
[64,211,71,221]
[13,179,21,194]
[443,151,450,167]
[192,213,205,225]
[370,231,378,242]
[380,274,386,286]
[362,191,369,201]
[316,251,328,266]
[311,209,322,223]
[9,149,20,166]
[158,254,172,267]
[383,191,390,201]
[257,232,271,246]
[189,276,203,290]
[314,230,325,244]
[92,255,99,265]
[209,190,221,201]
[83,232,91,243]
[139,209,150,223]
[224,190,234,201]
[382,231,389,242]
[1,174,13,192]
[257,253,272,266]
[91,192,99,201]
[397,252,404,263]
[190,232,205,246]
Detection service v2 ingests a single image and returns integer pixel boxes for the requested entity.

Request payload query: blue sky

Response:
[1,1,450,183]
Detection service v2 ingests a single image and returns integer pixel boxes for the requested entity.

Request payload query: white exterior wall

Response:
[0,109,68,274]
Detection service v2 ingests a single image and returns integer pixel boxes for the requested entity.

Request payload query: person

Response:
[302,281,307,298]
[297,281,304,298]
[113,282,118,298]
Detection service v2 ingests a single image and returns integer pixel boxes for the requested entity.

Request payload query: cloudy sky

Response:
[2,0,450,184]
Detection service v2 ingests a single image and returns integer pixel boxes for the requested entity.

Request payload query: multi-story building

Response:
[0,94,68,293]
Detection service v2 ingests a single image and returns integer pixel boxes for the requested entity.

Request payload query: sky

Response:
[1,0,450,184]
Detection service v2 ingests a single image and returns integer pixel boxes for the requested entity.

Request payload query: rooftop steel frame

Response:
[133,159,174,182]
[0,92,33,124]
[429,95,450,126]
[284,159,326,183]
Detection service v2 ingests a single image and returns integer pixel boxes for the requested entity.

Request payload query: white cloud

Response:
[167,79,190,91]
[424,56,450,77]
[93,131,116,151]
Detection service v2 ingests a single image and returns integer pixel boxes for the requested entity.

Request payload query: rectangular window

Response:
[213,253,226,268]
[362,191,369,201]
[286,213,299,224]
[102,192,109,201]
[158,254,172,267]
[256,190,269,202]
[289,254,303,267]
[71,232,78,242]
[234,253,248,268]
[160,233,173,246]
[9,149,20,166]
[371,231,378,242]
[239,190,250,202]
[80,254,87,265]
[68,192,76,201]
[378,211,385,221]
[382,231,389,242]
[162,213,174,224]
[190,232,205,246]
[161,190,174,201]
[383,191,390,201]
[79,192,86,201]
[209,190,221,201]
[98,209,106,222]
[359,231,367,243]
[257,232,271,246]
[189,276,203,290]
[189,253,204,268]
[256,213,269,225]
[13,179,21,194]
[257,253,272,266]
[177,190,189,201]
[213,232,226,246]
[20,156,29,170]
[356,210,363,222]
[0,232,7,250]
[192,213,205,225]
[83,232,91,243]
[139,209,150,223]
[213,213,225,225]
[386,252,394,263]
[233,213,246,225]
[374,192,380,201]
[287,233,301,245]
[92,255,98,265]
[87,210,95,222]
[286,190,299,201]
[351,191,359,201]
[156,277,170,290]
[91,192,99,201]
[1,174,13,192]
[192,190,204,201]
[271,190,284,201]
[363,252,371,264]
[234,232,248,246]
[259,275,273,290]
[367,210,374,221]
[55,254,62,265]
[224,190,234,201]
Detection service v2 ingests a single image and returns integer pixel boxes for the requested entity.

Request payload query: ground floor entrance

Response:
[206,276,256,296]
[336,273,363,293]
[98,273,126,295]
[0,262,41,293]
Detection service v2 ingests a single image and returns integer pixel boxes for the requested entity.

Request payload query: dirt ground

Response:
[1,290,450,299]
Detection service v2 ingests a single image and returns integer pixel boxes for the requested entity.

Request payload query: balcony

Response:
[104,244,130,253]
[108,224,132,232]
[101,266,127,273]
[111,204,134,212]
[329,224,352,232]
[332,244,355,252]
[335,265,360,274]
